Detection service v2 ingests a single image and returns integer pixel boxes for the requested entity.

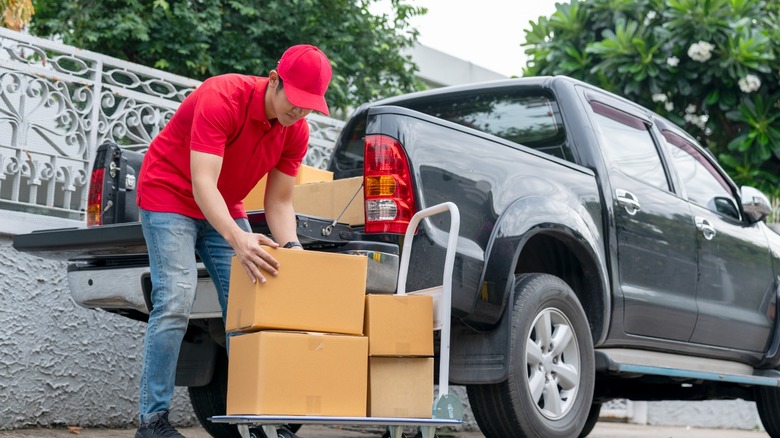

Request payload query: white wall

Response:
[409,43,507,88]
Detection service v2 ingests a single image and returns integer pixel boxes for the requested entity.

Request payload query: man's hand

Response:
[233,231,280,284]
[191,150,283,284]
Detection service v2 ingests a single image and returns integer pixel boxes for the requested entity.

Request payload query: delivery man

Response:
[133,44,332,438]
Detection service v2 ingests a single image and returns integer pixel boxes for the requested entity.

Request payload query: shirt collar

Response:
[249,77,271,124]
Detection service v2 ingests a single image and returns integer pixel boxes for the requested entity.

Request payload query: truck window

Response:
[589,101,669,191]
[662,130,741,220]
[405,90,570,161]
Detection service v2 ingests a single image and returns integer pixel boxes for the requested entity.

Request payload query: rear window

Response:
[405,90,569,159]
[331,88,569,177]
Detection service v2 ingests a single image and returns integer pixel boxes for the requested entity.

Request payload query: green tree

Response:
[29,0,426,117]
[523,0,780,197]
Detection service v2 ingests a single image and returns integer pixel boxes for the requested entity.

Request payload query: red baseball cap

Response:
[277,45,333,116]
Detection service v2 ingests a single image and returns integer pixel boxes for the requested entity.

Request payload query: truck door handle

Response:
[616,189,641,215]
[695,216,717,240]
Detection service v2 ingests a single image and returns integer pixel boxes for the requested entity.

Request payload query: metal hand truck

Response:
[211,202,464,438]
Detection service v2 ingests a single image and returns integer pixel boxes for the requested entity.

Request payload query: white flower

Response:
[652,93,668,103]
[685,104,697,114]
[738,74,761,93]
[665,101,674,112]
[666,56,680,67]
[647,11,657,20]
[684,113,708,129]
[687,41,715,63]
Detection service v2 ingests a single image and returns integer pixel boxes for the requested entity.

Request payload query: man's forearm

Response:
[193,181,245,247]
[264,199,300,247]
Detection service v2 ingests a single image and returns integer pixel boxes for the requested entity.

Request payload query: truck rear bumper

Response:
[68,242,399,319]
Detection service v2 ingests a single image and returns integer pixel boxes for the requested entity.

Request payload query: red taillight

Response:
[363,134,416,234]
[87,168,105,227]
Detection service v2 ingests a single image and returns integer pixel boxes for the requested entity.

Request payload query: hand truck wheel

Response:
[248,425,299,438]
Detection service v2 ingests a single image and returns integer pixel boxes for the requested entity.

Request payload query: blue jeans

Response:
[138,209,250,423]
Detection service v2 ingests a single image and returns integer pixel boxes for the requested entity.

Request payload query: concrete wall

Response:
[0,235,196,429]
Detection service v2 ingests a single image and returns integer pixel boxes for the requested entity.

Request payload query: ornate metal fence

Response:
[0,27,344,226]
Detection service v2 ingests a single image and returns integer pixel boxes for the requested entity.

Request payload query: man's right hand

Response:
[233,231,280,284]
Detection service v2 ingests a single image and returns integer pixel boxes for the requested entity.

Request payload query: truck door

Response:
[661,130,774,352]
[588,98,699,341]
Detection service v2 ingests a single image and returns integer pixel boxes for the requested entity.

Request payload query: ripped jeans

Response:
[138,209,250,423]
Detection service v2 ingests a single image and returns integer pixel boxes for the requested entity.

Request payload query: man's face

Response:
[269,81,313,127]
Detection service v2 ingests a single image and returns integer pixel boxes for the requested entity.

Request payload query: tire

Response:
[755,386,780,437]
[276,428,298,438]
[578,402,601,437]
[188,349,301,438]
[188,349,241,438]
[467,273,595,438]
[247,426,299,438]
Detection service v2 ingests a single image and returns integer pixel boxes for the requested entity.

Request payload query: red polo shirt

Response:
[137,74,308,219]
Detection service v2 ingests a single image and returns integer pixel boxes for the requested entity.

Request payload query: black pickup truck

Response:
[14,76,780,438]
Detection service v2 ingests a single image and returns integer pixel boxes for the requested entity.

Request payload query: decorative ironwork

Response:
[0,27,344,223]
[306,113,345,169]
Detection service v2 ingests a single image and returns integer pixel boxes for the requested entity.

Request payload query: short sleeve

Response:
[275,121,310,176]
[189,82,239,157]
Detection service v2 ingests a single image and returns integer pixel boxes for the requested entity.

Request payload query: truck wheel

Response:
[466,273,595,438]
[755,385,780,437]
[578,402,601,437]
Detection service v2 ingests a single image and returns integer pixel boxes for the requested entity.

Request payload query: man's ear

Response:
[268,70,279,89]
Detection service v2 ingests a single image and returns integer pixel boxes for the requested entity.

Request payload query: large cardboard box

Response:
[368,357,434,418]
[226,247,367,335]
[364,294,433,356]
[227,331,368,416]
[292,177,364,226]
[244,165,334,211]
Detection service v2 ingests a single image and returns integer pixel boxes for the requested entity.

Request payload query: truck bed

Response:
[13,211,358,260]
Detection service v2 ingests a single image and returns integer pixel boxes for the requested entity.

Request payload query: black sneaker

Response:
[135,411,185,438]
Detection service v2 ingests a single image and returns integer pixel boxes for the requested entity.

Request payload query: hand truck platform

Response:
[210,414,463,438]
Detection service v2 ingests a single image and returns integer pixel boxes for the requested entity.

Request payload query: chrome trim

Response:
[68,249,400,318]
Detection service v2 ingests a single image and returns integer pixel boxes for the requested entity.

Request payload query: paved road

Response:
[0,422,769,437]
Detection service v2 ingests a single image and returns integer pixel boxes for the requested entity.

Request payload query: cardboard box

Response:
[364,294,434,356]
[292,177,364,226]
[226,247,367,335]
[227,331,368,416]
[368,357,434,418]
[244,165,334,211]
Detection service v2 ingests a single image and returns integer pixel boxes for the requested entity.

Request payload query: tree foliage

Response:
[523,0,780,197]
[29,0,426,117]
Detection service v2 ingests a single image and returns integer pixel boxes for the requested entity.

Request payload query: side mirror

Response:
[740,186,772,223]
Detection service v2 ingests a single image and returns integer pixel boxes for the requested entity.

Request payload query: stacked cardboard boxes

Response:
[225,247,368,417]
[243,164,333,211]
[243,165,364,226]
[364,294,434,418]
[292,177,364,226]
[225,248,436,419]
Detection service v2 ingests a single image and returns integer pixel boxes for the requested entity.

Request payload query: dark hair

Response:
[276,76,284,92]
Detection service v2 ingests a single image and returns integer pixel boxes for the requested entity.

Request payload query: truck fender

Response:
[175,325,219,387]
[451,195,609,384]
